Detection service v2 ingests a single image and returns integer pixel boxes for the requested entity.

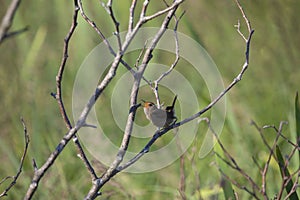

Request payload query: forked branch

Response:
[116,0,254,173]
[0,118,29,198]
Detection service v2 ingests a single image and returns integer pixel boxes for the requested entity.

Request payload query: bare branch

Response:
[140,0,150,19]
[115,0,254,176]
[251,121,273,153]
[234,0,252,34]
[155,11,184,83]
[142,0,184,23]
[128,0,137,31]
[89,4,182,198]
[261,122,287,197]
[0,0,27,44]
[134,40,152,86]
[152,11,185,107]
[102,0,122,51]
[217,167,260,199]
[260,121,299,149]
[24,1,99,199]
[52,0,98,181]
[78,0,115,54]
[284,170,300,200]
[32,159,38,171]
[78,0,138,76]
[169,17,254,130]
[53,2,79,130]
[202,118,262,196]
[0,118,29,197]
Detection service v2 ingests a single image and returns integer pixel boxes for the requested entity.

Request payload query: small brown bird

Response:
[143,95,177,128]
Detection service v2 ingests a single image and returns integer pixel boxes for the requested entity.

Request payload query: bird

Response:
[142,95,177,128]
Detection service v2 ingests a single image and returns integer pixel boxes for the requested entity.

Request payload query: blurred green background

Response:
[0,0,299,199]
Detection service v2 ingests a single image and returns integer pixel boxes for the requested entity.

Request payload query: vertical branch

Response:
[234,0,252,34]
[178,147,187,200]
[51,0,98,181]
[103,0,122,51]
[128,0,137,31]
[140,0,150,19]
[152,11,185,107]
[52,0,78,130]
[24,1,96,199]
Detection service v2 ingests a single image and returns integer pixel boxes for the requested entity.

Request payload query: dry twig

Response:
[50,0,98,181]
[0,0,28,44]
[0,118,29,197]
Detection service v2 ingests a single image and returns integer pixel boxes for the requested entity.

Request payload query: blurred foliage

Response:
[0,0,299,199]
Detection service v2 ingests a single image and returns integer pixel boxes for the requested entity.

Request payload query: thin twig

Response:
[251,121,273,154]
[78,0,134,74]
[134,39,152,85]
[99,0,151,84]
[234,0,252,34]
[152,11,185,108]
[252,156,263,174]
[261,121,299,149]
[128,0,137,32]
[2,26,28,41]
[279,133,299,149]
[134,40,147,68]
[24,2,98,199]
[142,0,184,23]
[0,0,27,43]
[217,167,260,199]
[275,122,299,200]
[278,168,300,200]
[282,140,298,177]
[284,170,300,200]
[0,118,29,197]
[202,118,262,197]
[51,0,98,181]
[155,11,184,84]
[260,122,287,198]
[103,0,122,51]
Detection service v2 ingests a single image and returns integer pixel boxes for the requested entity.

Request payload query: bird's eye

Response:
[149,103,154,106]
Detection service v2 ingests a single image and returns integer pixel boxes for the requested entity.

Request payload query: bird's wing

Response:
[150,109,167,128]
